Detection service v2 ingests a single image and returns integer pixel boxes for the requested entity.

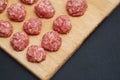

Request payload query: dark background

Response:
[0,6,120,80]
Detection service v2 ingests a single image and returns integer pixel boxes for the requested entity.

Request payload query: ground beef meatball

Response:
[0,20,13,37]
[7,3,26,22]
[41,31,62,51]
[66,0,88,17]
[23,18,42,35]
[21,0,38,5]
[10,32,29,51]
[53,15,72,34]
[35,0,55,18]
[27,45,46,63]
[0,0,8,13]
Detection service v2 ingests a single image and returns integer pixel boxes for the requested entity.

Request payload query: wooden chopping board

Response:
[0,0,119,79]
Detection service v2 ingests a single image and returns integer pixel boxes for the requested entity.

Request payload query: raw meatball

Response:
[10,32,29,51]
[0,20,13,37]
[35,0,55,18]
[7,3,26,22]
[21,0,37,5]
[27,45,46,63]
[0,0,8,13]
[23,18,42,35]
[66,0,88,17]
[53,15,72,34]
[41,31,62,51]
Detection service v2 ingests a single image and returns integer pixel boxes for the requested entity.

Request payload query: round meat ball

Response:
[21,0,38,5]
[7,3,26,22]
[53,15,72,34]
[66,0,88,17]
[23,18,42,35]
[41,31,62,51]
[0,0,8,13]
[10,32,29,51]
[35,0,55,18]
[0,20,13,37]
[27,45,46,63]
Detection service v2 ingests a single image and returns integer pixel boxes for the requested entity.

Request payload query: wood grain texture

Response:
[0,0,119,79]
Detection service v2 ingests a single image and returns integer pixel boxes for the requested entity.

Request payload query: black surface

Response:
[0,6,120,80]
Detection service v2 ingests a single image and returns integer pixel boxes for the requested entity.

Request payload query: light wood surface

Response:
[0,0,119,79]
